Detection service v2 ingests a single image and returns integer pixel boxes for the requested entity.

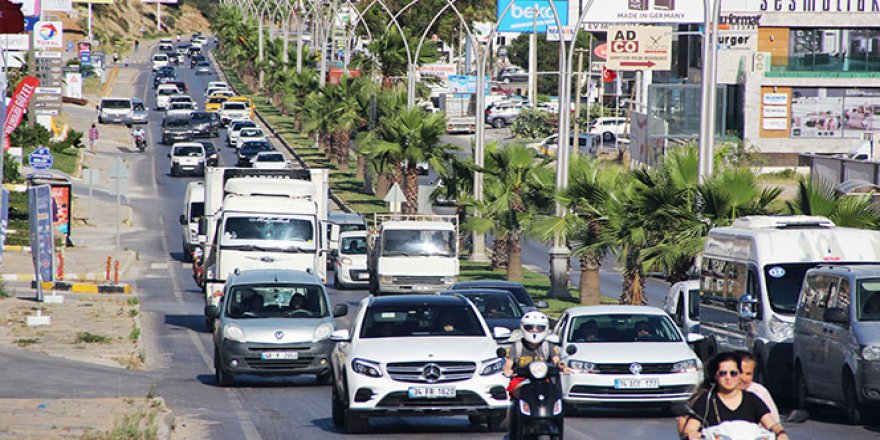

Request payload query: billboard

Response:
[496,0,569,33]
[447,75,490,95]
[33,21,63,49]
[582,0,704,24]
[789,88,880,139]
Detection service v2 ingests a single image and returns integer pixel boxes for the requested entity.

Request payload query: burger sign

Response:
[33,21,63,49]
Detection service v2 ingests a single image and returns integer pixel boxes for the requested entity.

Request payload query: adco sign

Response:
[496,0,569,33]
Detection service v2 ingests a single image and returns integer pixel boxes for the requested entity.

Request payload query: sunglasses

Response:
[716,370,740,378]
[523,324,547,332]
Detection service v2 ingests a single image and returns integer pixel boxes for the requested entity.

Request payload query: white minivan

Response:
[97,97,133,124]
[152,53,170,71]
[179,181,205,262]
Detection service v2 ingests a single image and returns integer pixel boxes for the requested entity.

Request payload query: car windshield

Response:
[224,103,246,110]
[763,263,816,314]
[173,146,202,156]
[463,293,522,319]
[221,214,315,248]
[340,223,366,233]
[340,236,367,255]
[164,119,190,127]
[381,229,456,257]
[191,113,210,122]
[189,202,204,219]
[197,62,210,67]
[233,122,256,131]
[857,279,880,321]
[257,153,284,162]
[133,103,145,111]
[102,100,130,109]
[240,128,263,137]
[360,304,485,338]
[225,284,328,319]
[567,314,682,343]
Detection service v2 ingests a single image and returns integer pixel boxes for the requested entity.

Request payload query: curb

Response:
[3,183,26,192]
[29,280,131,294]
[3,245,31,252]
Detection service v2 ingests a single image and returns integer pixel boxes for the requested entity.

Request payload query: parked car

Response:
[161,116,194,144]
[332,231,368,288]
[793,264,880,424]
[329,294,510,433]
[237,140,273,166]
[208,269,349,386]
[527,133,602,158]
[168,142,206,177]
[485,101,524,128]
[589,117,629,142]
[556,305,703,408]
[190,111,221,138]
[497,66,528,83]
[250,151,289,169]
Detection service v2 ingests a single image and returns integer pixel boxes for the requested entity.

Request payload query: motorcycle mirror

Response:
[565,344,577,355]
[496,347,507,358]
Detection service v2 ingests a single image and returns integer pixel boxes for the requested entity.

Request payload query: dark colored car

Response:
[161,116,194,144]
[190,111,220,137]
[190,54,206,68]
[168,80,188,94]
[199,141,220,167]
[236,140,273,166]
[440,289,525,332]
[187,46,202,58]
[153,70,175,88]
[451,280,543,311]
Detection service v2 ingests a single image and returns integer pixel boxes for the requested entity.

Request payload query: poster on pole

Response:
[28,184,54,286]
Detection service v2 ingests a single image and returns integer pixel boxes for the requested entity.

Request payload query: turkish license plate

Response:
[357,273,369,280]
[407,386,456,399]
[614,378,659,389]
[261,351,298,360]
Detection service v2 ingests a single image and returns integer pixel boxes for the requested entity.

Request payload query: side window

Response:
[747,267,761,319]
[554,314,569,339]
[672,292,684,325]
[798,273,819,318]
[830,278,852,312]
[808,275,835,320]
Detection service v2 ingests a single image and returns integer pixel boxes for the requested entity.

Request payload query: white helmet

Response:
[520,311,550,344]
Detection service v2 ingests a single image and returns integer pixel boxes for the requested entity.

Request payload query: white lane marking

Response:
[150,263,168,270]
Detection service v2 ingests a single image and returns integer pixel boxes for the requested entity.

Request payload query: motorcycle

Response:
[134,134,147,152]
[672,403,776,440]
[505,347,566,440]
[192,247,205,288]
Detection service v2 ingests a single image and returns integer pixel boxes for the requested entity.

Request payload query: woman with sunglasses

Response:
[682,352,790,440]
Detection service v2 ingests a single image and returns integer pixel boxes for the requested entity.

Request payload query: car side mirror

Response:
[333,303,349,318]
[686,333,705,344]
[205,305,220,319]
[565,344,577,355]
[492,326,511,340]
[545,334,560,344]
[535,300,549,309]
[738,293,758,321]
[179,214,186,225]
[823,307,849,325]
[330,329,351,342]
[496,347,507,358]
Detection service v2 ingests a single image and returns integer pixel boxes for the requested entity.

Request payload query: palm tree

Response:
[283,68,318,124]
[367,27,438,89]
[785,178,880,228]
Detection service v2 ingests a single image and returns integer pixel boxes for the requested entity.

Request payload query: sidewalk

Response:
[0,46,154,294]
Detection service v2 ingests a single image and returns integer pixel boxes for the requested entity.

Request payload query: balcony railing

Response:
[767,54,880,77]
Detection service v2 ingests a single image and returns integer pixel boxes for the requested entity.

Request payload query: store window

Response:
[788,29,880,71]
[790,88,880,138]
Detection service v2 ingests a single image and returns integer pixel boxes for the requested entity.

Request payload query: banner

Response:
[42,0,71,11]
[0,188,8,265]
[4,75,39,150]
[496,0,569,33]
[49,184,70,235]
[28,184,54,285]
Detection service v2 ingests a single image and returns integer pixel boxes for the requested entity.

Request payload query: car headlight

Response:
[862,345,880,361]
[480,358,504,376]
[672,359,701,374]
[568,359,598,374]
[552,399,562,416]
[351,358,383,378]
[528,361,549,380]
[518,399,531,416]
[340,257,352,265]
[223,324,246,343]
[768,314,793,340]
[442,276,455,283]
[313,323,333,342]
[379,275,392,284]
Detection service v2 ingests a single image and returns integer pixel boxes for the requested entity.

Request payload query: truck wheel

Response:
[182,241,193,262]
[214,347,235,387]
[492,118,505,129]
[486,412,509,432]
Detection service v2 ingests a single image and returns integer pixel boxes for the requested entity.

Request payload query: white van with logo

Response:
[97,97,133,124]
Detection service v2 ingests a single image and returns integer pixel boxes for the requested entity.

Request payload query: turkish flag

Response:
[602,66,617,83]
[0,0,24,34]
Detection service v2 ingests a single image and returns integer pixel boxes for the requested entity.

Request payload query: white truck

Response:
[437,93,476,134]
[202,168,330,315]
[367,214,459,295]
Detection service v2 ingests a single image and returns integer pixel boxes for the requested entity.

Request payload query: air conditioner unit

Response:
[753,52,770,73]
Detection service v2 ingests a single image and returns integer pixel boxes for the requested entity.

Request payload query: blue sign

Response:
[496,0,569,33]
[447,75,491,95]
[80,50,91,66]
[28,146,54,171]
[24,16,39,32]
[28,184,54,288]
[0,188,8,264]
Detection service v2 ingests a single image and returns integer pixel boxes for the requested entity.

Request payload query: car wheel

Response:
[214,347,235,387]
[602,131,615,142]
[492,118,505,129]
[182,241,193,262]
[486,412,509,432]
[331,382,346,427]
[316,370,333,385]
[344,411,369,434]
[170,167,178,177]
[844,371,867,425]
[794,363,810,411]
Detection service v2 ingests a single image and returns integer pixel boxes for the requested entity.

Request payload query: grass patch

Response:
[129,309,138,318]
[0,280,10,298]
[74,332,111,344]
[128,326,140,342]
[83,76,101,95]
[80,407,158,440]
[126,296,139,306]
[22,145,81,176]
[15,338,40,346]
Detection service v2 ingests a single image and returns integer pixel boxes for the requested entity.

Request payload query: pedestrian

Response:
[88,123,99,153]
[134,39,139,50]
[112,51,119,64]
[123,56,129,67]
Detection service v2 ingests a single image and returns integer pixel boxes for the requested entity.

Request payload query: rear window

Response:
[101,100,131,109]
[173,145,204,156]
[232,122,256,130]
[257,153,285,162]
[224,103,247,110]
[164,118,190,127]
[153,54,168,61]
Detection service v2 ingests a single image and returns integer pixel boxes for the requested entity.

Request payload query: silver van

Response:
[97,97,133,124]
[793,265,880,424]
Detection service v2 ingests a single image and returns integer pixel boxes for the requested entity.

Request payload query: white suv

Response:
[330,294,511,433]
[589,117,629,142]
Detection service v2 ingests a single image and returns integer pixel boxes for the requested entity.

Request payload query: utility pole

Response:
[698,0,721,181]
[528,8,538,108]
[572,49,585,154]
[156,0,162,33]
[471,40,488,262]
[257,8,264,90]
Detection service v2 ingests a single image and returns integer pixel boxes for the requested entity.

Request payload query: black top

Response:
[691,390,770,427]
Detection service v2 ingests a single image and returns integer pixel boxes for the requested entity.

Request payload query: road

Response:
[91,45,880,439]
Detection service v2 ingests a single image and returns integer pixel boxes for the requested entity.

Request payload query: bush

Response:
[9,124,52,151]
[511,108,554,139]
[3,152,21,183]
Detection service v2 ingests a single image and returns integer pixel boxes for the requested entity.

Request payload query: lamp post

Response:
[698,0,721,182]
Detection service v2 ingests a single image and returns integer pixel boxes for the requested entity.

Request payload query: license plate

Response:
[261,351,298,360]
[614,378,659,389]
[408,386,456,399]
[357,273,369,280]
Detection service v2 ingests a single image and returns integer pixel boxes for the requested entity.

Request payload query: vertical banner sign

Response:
[49,183,70,237]
[28,184,54,290]
[3,75,40,150]
[0,188,9,264]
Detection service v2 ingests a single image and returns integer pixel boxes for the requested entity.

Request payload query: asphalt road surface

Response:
[85,47,880,439]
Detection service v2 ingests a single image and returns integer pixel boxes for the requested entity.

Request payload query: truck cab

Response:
[367,214,459,295]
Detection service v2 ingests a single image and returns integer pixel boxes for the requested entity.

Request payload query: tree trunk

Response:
[579,256,601,305]
[491,232,508,271]
[375,173,391,198]
[355,155,366,181]
[620,250,647,305]
[507,230,522,282]
[336,132,351,172]
[403,165,419,215]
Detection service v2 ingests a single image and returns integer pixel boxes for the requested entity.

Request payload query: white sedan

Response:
[555,305,703,408]
[250,151,289,169]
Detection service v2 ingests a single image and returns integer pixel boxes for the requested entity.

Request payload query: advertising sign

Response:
[447,75,490,95]
[33,21,63,49]
[42,0,72,11]
[496,0,569,33]
[546,26,575,42]
[4,75,40,150]
[789,88,880,139]
[0,188,8,264]
[582,0,704,24]
[64,72,82,98]
[0,35,30,51]
[606,25,672,71]
[28,184,54,285]
[418,63,456,81]
[72,0,114,3]
[49,184,70,235]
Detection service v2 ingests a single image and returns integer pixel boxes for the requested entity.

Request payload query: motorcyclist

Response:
[131,126,146,149]
[502,312,569,439]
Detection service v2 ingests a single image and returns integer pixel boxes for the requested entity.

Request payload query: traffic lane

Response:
[441,126,512,156]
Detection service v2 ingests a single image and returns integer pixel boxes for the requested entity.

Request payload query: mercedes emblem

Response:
[422,363,442,383]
